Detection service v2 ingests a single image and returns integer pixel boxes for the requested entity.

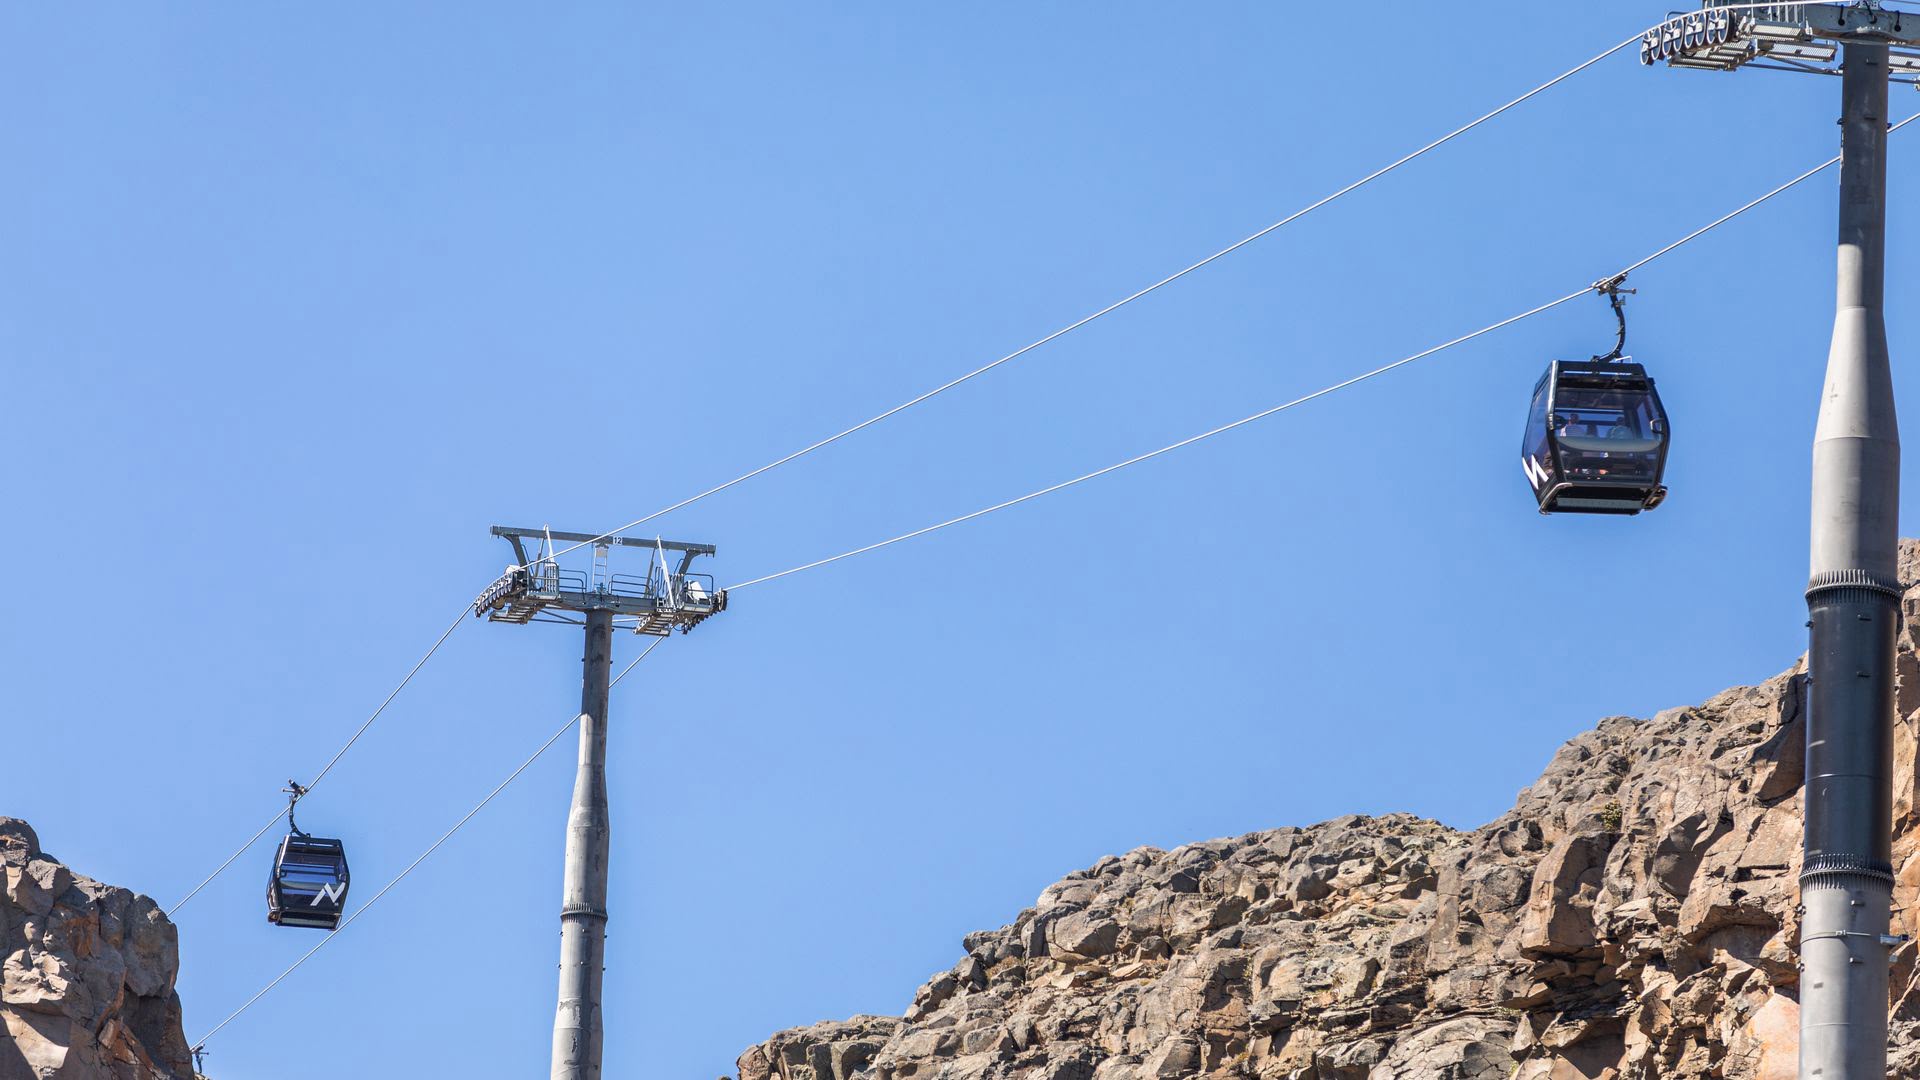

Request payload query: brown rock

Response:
[1050,912,1123,961]
[0,821,39,863]
[0,824,189,1080]
[1518,833,1611,958]
[732,539,1920,1080]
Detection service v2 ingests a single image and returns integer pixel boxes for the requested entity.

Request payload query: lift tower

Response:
[475,526,726,1080]
[1645,5,1919,1077]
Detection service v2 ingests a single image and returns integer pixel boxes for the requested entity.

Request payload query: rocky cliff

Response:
[736,543,1920,1080]
[2,819,192,1080]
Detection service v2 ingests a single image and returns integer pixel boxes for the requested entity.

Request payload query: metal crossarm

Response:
[478,525,725,635]
[1644,2,1920,76]
[489,525,715,565]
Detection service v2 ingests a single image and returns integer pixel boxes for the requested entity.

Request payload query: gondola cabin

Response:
[267,834,350,930]
[1521,360,1669,515]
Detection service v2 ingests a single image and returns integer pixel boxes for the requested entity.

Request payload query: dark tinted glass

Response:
[1524,378,1551,463]
[1555,385,1659,439]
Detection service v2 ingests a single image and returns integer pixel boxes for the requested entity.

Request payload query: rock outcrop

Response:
[2,819,192,1080]
[735,542,1920,1080]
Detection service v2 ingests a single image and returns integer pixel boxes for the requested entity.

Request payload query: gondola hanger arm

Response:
[280,780,309,837]
[1588,274,1635,364]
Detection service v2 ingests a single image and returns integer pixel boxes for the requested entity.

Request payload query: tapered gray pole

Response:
[552,609,613,1080]
[1801,42,1896,1080]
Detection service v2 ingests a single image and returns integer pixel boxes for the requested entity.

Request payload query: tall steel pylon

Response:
[475,526,726,1080]
[1645,6,1915,1077]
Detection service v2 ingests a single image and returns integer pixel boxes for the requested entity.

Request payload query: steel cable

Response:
[171,6,1913,923]
[724,116,1917,593]
[534,2,1883,567]
[183,110,1904,1044]
[168,603,473,915]
[527,29,1663,568]
[172,8,1920,1047]
[189,635,667,1051]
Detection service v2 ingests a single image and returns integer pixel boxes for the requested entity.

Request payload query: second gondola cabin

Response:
[267,834,350,930]
[1521,359,1669,515]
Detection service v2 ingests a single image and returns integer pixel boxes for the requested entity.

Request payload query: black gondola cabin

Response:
[1521,360,1669,515]
[267,834,350,930]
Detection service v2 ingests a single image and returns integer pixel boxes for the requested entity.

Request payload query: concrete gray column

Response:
[1801,41,1897,1080]
[552,609,613,1080]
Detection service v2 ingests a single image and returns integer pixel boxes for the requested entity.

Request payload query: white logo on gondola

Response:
[313,882,347,907]
[1521,455,1550,491]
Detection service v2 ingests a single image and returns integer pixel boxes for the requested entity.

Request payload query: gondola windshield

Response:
[1521,279,1670,516]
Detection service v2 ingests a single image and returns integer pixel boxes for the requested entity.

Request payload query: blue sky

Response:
[4,5,1916,1079]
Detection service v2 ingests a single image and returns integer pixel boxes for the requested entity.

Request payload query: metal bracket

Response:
[280,780,309,837]
[1645,3,1920,78]
[1803,930,1911,967]
[490,525,715,559]
[481,524,725,635]
[1592,271,1633,295]
[1587,276,1635,364]
[1803,930,1910,947]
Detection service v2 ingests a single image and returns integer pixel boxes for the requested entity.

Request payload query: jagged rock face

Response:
[1,819,191,1080]
[736,542,1920,1080]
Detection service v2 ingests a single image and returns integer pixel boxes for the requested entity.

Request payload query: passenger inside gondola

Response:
[1554,387,1660,482]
